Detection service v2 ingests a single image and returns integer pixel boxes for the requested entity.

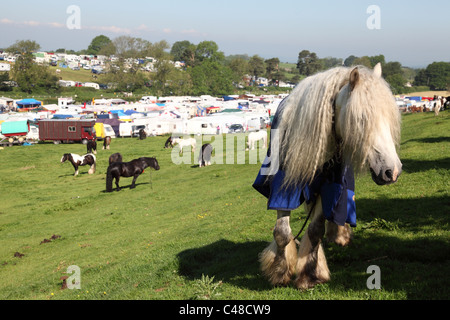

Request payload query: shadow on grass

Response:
[177,195,450,299]
[100,182,151,193]
[177,239,272,291]
[400,157,450,173]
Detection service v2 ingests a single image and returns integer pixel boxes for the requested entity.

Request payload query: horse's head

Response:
[141,157,160,171]
[61,154,70,163]
[334,63,402,185]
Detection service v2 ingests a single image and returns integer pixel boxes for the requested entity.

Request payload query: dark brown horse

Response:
[108,152,122,165]
[106,157,160,192]
[87,139,97,154]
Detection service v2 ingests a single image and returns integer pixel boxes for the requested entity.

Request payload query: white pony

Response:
[247,130,267,150]
[254,63,402,290]
[172,137,196,155]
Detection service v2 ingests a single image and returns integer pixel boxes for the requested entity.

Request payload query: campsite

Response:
[0,106,448,300]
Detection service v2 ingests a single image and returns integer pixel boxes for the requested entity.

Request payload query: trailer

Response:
[0,120,32,146]
[38,119,96,144]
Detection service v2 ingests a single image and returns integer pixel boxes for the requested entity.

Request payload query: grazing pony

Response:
[247,130,267,150]
[61,153,96,176]
[106,157,160,192]
[172,137,196,155]
[164,136,173,148]
[198,143,213,167]
[103,136,111,150]
[139,129,147,140]
[87,139,97,154]
[109,152,123,165]
[253,63,402,290]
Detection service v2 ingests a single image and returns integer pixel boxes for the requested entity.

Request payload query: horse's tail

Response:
[106,165,113,192]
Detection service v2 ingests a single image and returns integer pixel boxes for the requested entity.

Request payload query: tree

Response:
[415,62,450,90]
[344,55,357,67]
[7,40,40,54]
[352,56,372,68]
[296,50,321,76]
[369,54,385,68]
[7,40,58,93]
[188,61,234,96]
[320,57,343,70]
[229,57,249,85]
[382,61,403,78]
[87,35,112,55]
[248,55,266,82]
[171,40,193,62]
[195,41,224,64]
[386,74,407,94]
[265,58,280,83]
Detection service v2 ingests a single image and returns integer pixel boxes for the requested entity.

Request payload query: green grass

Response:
[0,111,449,300]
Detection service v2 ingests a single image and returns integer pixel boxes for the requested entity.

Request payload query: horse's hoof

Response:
[326,223,352,247]
[259,239,297,286]
[294,273,329,290]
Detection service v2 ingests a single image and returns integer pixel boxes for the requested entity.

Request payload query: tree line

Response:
[1,36,449,96]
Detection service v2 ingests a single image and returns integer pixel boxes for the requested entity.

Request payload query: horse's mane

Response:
[279,65,401,188]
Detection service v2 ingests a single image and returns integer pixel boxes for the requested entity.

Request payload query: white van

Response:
[119,122,133,137]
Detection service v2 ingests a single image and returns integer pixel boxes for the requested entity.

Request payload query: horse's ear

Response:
[373,62,382,78]
[349,67,359,92]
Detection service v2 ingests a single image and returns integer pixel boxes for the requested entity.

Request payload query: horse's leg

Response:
[294,197,330,290]
[325,221,352,247]
[115,176,121,191]
[88,162,96,174]
[259,210,297,286]
[130,175,139,189]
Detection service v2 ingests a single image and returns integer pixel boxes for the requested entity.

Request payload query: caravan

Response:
[186,117,217,135]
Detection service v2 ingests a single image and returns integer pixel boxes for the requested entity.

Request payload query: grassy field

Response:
[0,111,448,301]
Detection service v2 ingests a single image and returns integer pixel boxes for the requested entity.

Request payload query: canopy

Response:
[16,99,42,106]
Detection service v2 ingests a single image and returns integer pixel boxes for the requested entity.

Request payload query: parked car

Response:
[228,124,244,133]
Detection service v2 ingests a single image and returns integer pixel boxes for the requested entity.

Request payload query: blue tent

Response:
[16,99,42,108]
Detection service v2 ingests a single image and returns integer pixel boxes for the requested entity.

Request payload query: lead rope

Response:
[293,200,316,244]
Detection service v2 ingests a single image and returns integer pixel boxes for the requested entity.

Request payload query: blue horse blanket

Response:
[252,100,357,227]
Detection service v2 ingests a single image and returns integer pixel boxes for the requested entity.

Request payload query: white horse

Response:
[253,63,402,290]
[172,137,196,155]
[247,130,267,150]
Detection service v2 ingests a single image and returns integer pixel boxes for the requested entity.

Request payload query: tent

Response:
[16,99,42,109]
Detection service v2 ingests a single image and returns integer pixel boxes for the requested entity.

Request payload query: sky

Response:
[1,0,449,68]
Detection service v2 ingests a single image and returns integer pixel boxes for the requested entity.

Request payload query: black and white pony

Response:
[164,136,173,148]
[198,143,213,167]
[87,140,97,154]
[106,157,160,192]
[253,64,402,290]
[103,136,111,150]
[61,153,96,176]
